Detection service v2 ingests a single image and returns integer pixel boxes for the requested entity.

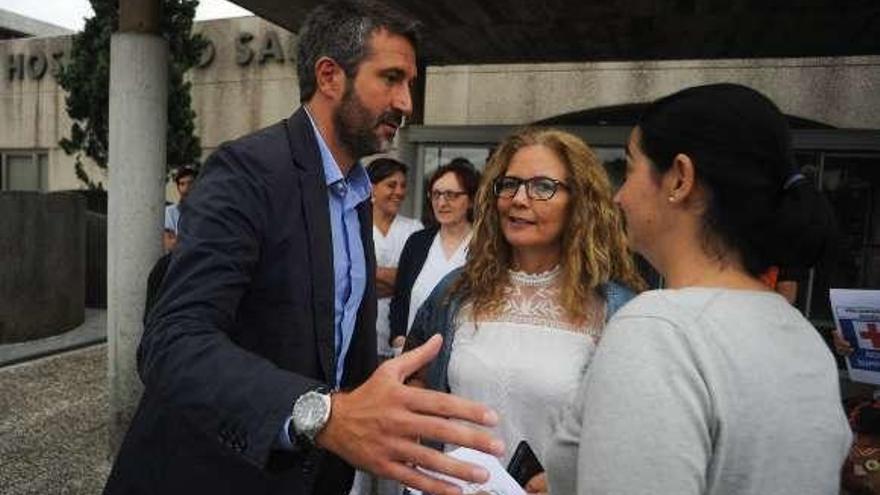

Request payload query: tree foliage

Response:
[57,0,207,189]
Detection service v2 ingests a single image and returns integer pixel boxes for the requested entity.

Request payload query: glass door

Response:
[804,152,880,328]
[405,126,880,300]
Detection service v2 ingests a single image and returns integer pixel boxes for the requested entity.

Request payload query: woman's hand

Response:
[833,329,853,356]
[376,267,397,298]
[525,472,548,494]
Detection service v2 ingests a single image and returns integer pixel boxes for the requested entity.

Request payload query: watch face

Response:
[294,392,329,437]
[302,395,324,423]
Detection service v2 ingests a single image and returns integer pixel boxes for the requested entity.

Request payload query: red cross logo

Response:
[859,323,880,350]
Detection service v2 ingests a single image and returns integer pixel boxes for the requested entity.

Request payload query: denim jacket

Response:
[404,268,637,394]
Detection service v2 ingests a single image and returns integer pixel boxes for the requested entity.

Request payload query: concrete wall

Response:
[0,17,298,199]
[425,56,880,128]
[2,17,879,197]
[173,16,299,202]
[190,17,299,158]
[0,34,104,190]
[0,191,85,343]
[84,210,107,308]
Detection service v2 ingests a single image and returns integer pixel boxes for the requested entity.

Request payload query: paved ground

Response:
[0,345,111,494]
[0,309,860,494]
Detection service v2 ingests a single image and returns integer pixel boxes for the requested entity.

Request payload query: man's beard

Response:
[333,84,404,160]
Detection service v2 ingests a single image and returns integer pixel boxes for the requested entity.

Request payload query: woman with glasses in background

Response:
[404,128,644,485]
[389,159,480,352]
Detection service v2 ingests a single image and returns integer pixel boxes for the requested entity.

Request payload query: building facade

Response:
[1,15,878,321]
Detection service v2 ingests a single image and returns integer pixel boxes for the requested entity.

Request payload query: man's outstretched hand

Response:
[316,334,504,495]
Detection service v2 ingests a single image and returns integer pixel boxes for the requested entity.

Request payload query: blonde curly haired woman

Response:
[404,127,644,487]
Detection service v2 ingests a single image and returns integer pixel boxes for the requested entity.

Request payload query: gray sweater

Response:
[546,288,852,495]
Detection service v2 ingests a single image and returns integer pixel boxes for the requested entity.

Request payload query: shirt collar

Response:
[304,106,345,187]
[303,107,373,204]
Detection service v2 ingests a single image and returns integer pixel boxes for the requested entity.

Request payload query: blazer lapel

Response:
[358,201,376,302]
[285,108,335,384]
[341,189,379,387]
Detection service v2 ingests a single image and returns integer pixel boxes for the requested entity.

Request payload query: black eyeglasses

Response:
[493,176,570,201]
[430,189,468,202]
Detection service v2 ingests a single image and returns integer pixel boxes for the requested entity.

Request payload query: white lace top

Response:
[447,266,602,466]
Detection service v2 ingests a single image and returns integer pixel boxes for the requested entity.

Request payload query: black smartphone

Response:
[506,440,544,488]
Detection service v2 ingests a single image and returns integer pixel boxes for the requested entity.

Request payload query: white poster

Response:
[830,289,880,385]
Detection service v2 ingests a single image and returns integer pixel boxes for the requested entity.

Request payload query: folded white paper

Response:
[409,446,526,495]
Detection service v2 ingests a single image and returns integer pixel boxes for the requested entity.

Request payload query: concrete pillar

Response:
[393,127,421,217]
[106,14,167,450]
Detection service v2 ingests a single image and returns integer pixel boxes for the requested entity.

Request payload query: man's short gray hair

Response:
[297,0,420,103]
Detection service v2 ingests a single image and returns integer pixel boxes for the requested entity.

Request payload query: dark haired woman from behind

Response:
[545,84,851,495]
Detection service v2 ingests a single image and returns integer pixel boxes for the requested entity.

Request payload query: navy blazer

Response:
[104,108,377,495]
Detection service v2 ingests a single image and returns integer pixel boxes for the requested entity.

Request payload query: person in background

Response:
[775,266,803,304]
[163,164,197,252]
[389,160,480,348]
[418,157,478,227]
[349,157,422,495]
[147,165,198,316]
[369,157,424,357]
[545,83,849,495]
[404,128,644,484]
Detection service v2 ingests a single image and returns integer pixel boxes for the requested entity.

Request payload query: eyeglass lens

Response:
[431,190,464,201]
[495,177,561,200]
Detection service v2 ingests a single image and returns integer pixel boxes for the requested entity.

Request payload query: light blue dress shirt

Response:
[164,203,180,233]
[278,110,371,449]
[309,115,371,388]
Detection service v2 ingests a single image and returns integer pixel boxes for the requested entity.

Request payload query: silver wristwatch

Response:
[291,389,332,445]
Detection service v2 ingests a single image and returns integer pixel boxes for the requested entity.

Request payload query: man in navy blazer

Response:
[103,2,502,494]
